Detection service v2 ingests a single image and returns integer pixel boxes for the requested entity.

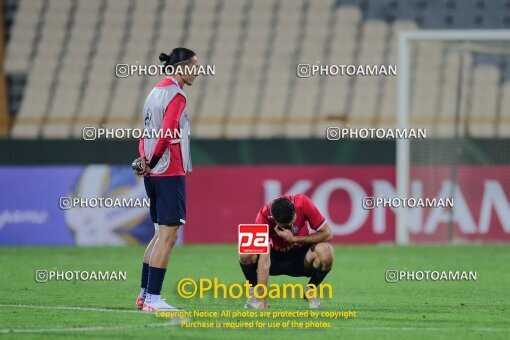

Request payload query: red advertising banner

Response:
[184,165,510,244]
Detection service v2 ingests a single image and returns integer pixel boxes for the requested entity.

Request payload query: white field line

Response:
[0,323,179,334]
[0,303,180,334]
[0,304,508,334]
[0,303,142,314]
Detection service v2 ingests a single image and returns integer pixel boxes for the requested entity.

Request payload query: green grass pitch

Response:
[0,245,509,339]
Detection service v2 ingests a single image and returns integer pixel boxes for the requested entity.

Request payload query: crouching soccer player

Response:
[239,194,334,309]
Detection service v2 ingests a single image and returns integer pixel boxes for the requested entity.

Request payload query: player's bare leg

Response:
[144,230,159,263]
[304,242,334,309]
[149,225,179,268]
[142,224,180,312]
[136,227,159,309]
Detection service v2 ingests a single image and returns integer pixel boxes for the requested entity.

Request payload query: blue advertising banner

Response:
[0,166,161,246]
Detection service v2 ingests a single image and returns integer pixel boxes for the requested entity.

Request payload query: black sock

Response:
[141,262,149,289]
[147,266,167,295]
[240,262,258,286]
[308,267,330,287]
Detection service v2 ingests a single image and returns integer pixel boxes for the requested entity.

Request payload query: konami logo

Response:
[263,178,510,237]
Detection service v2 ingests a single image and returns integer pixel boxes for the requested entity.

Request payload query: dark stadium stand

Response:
[3,0,510,138]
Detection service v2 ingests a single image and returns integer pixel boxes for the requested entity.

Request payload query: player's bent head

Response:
[270,197,296,228]
[159,47,198,86]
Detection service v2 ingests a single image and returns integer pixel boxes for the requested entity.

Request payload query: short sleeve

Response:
[301,195,326,231]
[255,208,269,224]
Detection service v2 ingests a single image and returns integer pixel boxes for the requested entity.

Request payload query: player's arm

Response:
[257,250,270,287]
[144,94,186,172]
[138,137,146,159]
[275,223,332,244]
[275,194,332,244]
[254,210,271,299]
[253,250,271,308]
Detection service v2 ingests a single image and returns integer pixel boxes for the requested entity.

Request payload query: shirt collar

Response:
[167,76,184,89]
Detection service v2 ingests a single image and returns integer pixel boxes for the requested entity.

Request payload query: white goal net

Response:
[396,30,510,244]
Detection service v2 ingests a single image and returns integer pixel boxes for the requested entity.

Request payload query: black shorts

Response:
[269,246,312,277]
[144,175,186,226]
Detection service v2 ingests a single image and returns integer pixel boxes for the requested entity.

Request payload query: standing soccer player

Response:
[239,194,334,309]
[132,48,197,312]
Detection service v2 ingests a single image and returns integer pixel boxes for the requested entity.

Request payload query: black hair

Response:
[270,197,296,225]
[159,47,196,67]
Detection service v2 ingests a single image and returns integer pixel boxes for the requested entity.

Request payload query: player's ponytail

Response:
[159,52,170,63]
[159,48,195,66]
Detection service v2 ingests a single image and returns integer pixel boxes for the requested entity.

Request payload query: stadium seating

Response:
[4,0,510,138]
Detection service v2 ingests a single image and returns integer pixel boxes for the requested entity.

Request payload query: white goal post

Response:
[396,30,510,245]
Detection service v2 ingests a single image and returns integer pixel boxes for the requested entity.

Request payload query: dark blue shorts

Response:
[269,246,312,277]
[144,175,186,226]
